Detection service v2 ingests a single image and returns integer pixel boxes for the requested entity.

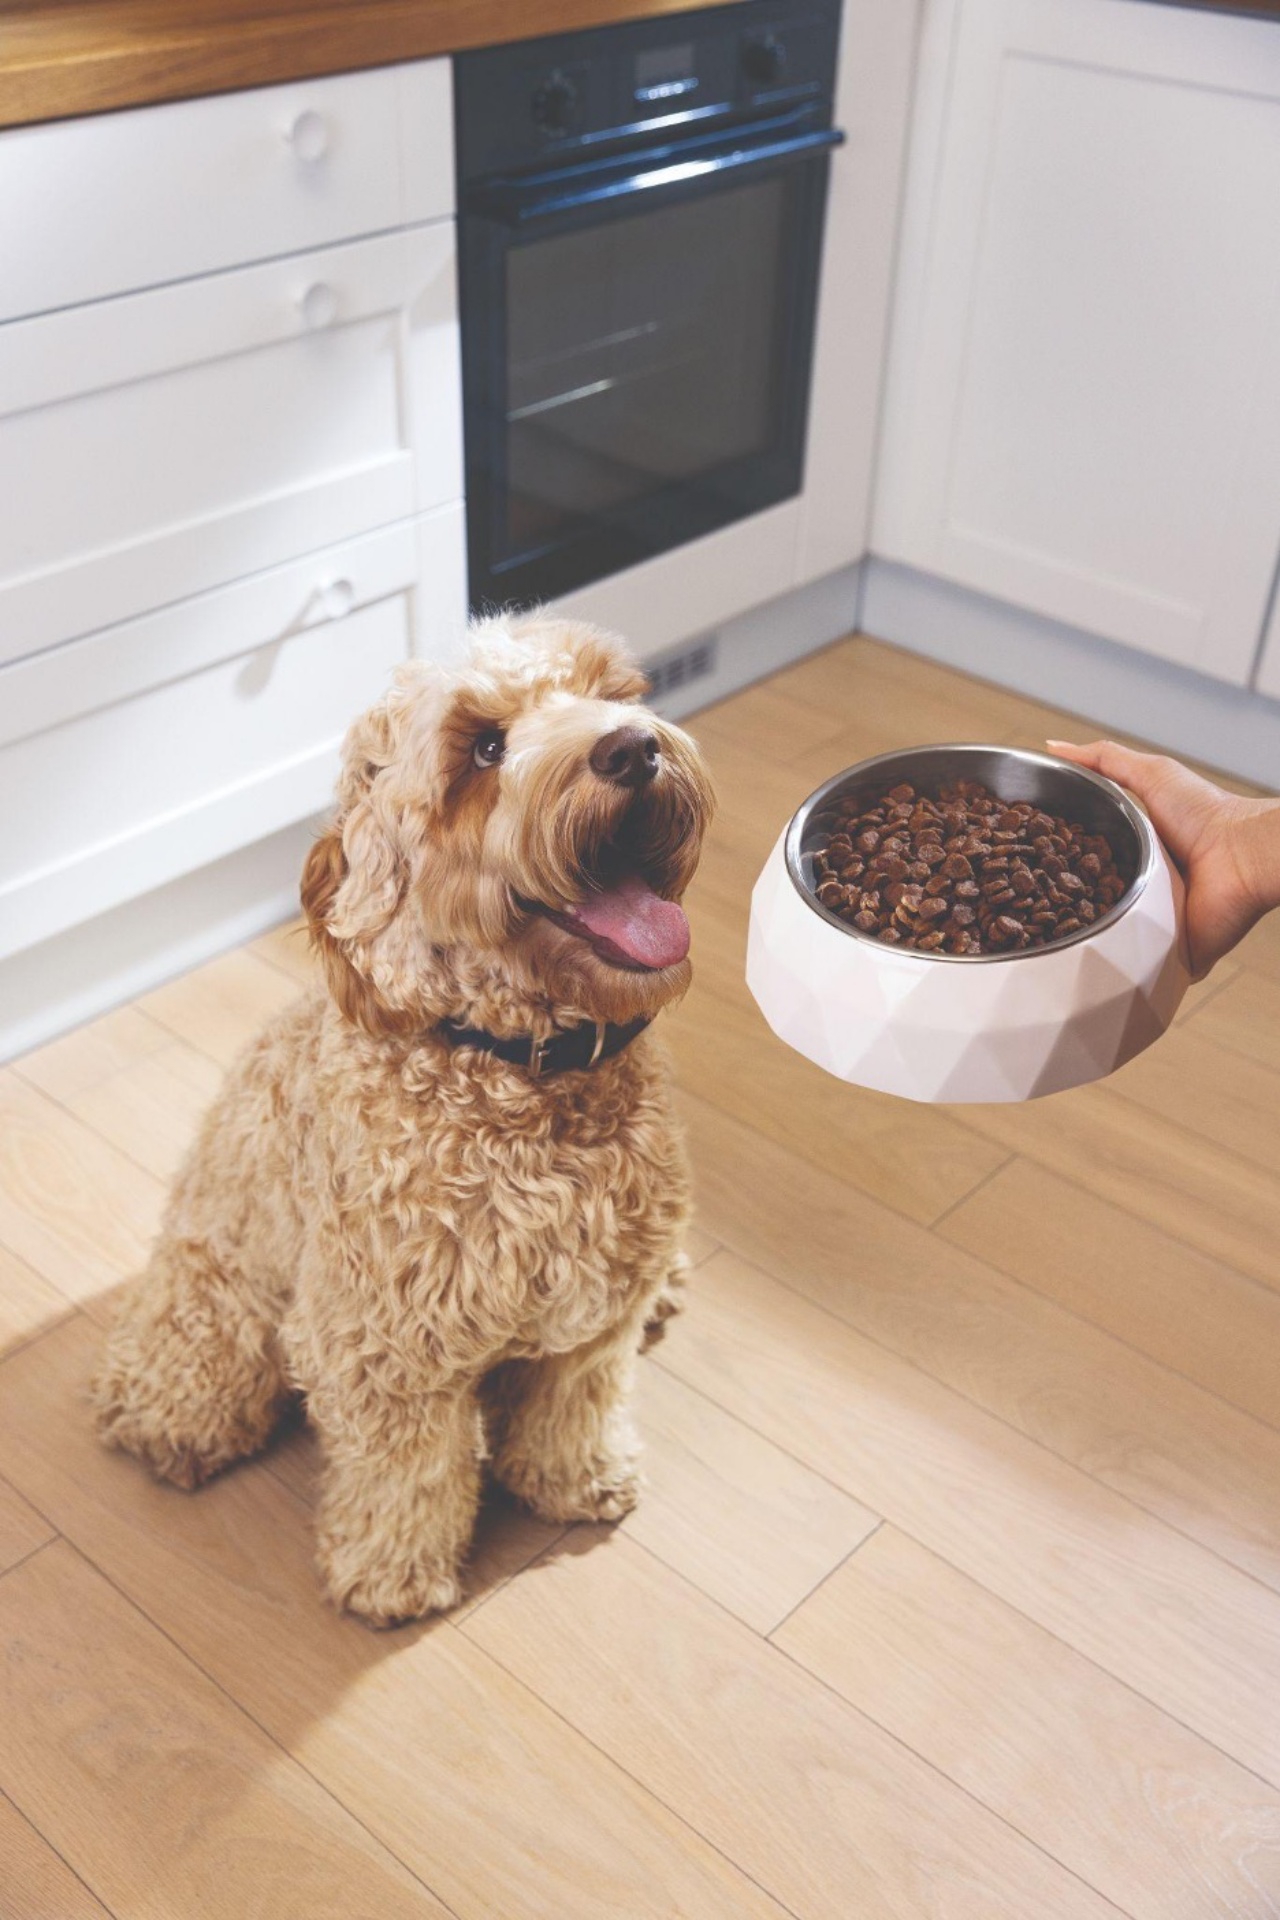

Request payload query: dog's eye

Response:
[473,729,506,769]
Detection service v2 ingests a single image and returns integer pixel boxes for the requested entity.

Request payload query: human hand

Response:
[1046,739,1280,979]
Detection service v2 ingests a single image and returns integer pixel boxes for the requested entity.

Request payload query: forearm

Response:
[1236,800,1280,918]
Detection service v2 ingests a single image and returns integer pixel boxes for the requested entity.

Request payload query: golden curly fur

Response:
[92,615,714,1626]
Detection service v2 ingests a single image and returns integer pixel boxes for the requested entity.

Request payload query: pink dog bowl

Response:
[746,744,1189,1104]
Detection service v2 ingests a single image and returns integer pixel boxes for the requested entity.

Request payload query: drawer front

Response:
[0,225,462,665]
[0,60,453,325]
[0,502,466,961]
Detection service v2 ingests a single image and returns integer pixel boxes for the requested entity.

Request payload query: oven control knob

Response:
[532,72,579,134]
[742,33,787,85]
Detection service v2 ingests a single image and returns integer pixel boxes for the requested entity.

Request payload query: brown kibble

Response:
[807,775,1126,955]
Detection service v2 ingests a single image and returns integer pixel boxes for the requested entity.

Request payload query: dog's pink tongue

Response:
[573,873,690,969]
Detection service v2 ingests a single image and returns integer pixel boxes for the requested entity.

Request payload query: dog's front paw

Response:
[508,1460,642,1525]
[322,1554,464,1630]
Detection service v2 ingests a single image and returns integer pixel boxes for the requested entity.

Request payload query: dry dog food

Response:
[808,778,1127,955]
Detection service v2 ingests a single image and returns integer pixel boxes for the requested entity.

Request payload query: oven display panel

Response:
[633,44,698,103]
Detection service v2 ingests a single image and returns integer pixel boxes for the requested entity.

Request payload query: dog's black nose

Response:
[590,726,660,789]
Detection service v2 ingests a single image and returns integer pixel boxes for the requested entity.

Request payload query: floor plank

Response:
[667,981,1008,1228]
[954,1079,1280,1293]
[775,1527,1280,1920]
[676,1089,1280,1588]
[65,1040,223,1184]
[463,1529,1120,1920]
[0,1318,794,1920]
[0,1242,76,1361]
[938,1155,1280,1431]
[138,949,303,1068]
[658,1248,1280,1787]
[0,1474,55,1575]
[249,918,320,987]
[624,1359,881,1632]
[14,1003,172,1104]
[0,1792,113,1920]
[0,1074,163,1324]
[1236,908,1280,985]
[1183,965,1280,1074]
[1105,1020,1280,1180]
[0,1539,451,1920]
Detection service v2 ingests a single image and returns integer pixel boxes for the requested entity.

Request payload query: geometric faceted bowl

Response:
[746,744,1189,1104]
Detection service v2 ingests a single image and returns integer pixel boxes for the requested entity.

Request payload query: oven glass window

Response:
[501,176,787,566]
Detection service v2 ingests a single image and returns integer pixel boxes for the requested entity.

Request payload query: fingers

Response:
[1045,737,1149,792]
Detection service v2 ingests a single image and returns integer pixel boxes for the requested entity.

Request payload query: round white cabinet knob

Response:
[319,576,355,619]
[298,281,338,330]
[285,109,329,163]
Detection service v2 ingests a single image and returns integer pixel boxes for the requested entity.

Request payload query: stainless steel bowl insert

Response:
[785,744,1159,963]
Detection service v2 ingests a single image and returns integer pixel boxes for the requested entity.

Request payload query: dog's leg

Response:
[485,1314,645,1524]
[310,1382,483,1628]
[640,1247,691,1350]
[92,1240,289,1489]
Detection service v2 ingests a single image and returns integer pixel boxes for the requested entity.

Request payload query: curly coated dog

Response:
[92,615,714,1625]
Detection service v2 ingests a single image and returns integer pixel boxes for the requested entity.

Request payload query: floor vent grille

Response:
[644,636,718,704]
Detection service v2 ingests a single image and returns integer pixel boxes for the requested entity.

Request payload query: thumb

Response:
[1046,737,1151,798]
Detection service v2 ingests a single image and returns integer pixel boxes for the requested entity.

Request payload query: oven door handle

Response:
[471,124,845,226]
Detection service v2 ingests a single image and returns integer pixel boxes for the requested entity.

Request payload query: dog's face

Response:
[302,617,715,1035]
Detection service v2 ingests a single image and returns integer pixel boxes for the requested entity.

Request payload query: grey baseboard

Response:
[1,817,320,1065]
[653,561,863,722]
[860,558,1280,790]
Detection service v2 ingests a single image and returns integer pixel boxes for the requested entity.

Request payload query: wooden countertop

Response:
[1,0,1274,132]
[0,0,738,131]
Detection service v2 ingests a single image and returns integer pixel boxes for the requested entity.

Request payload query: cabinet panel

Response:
[0,224,462,664]
[0,60,453,324]
[873,0,1280,683]
[0,502,466,960]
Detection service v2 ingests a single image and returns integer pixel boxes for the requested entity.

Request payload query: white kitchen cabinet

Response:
[873,0,1280,684]
[0,222,461,661]
[0,61,453,324]
[0,504,465,959]
[0,55,465,992]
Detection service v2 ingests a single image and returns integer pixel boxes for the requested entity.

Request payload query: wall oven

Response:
[454,0,844,612]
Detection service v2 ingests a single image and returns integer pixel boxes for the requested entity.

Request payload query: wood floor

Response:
[2,632,1280,1919]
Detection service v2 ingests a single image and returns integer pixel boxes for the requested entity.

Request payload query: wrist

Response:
[1233,800,1280,917]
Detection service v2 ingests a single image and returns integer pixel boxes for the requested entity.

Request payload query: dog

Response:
[92,614,714,1626]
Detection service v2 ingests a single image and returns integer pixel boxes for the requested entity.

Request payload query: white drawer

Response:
[0,60,453,325]
[0,502,466,961]
[0,224,462,665]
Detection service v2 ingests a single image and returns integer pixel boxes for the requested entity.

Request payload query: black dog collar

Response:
[439,1014,651,1078]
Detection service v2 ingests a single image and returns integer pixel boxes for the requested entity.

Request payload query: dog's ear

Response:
[300,710,424,1040]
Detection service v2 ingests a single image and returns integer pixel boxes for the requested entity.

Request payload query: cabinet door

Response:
[0,223,461,664]
[873,0,1280,683]
[0,60,453,325]
[0,503,466,960]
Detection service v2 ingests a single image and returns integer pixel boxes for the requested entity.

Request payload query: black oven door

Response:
[458,112,842,610]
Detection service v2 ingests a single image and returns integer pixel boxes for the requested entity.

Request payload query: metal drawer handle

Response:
[319,577,356,619]
[298,282,338,330]
[285,109,330,163]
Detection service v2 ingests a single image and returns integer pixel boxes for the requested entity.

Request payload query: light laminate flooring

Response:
[2,633,1279,1918]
